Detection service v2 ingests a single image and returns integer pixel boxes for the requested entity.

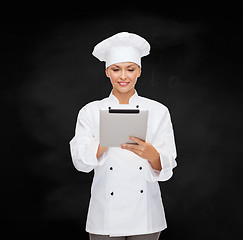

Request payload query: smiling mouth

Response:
[118,82,129,86]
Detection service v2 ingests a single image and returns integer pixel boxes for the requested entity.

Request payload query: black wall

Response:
[1,5,242,239]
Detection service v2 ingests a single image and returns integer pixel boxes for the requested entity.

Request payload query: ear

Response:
[105,68,110,78]
[137,67,142,78]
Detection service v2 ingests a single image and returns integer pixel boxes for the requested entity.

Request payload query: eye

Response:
[112,68,119,72]
[128,69,135,72]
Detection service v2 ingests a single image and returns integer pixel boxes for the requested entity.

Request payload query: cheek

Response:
[109,73,118,85]
[128,72,139,81]
[109,71,118,80]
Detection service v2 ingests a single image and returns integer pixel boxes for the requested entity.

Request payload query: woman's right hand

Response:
[96,144,108,160]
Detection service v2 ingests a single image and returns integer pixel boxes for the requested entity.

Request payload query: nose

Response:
[120,70,127,80]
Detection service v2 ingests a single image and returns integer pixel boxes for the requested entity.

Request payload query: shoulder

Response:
[78,97,108,115]
[83,100,102,109]
[139,96,173,126]
[139,96,169,112]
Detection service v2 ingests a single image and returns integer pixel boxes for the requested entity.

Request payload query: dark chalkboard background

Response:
[1,4,242,240]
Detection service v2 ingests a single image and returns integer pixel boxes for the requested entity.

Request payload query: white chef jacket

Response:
[70,90,177,237]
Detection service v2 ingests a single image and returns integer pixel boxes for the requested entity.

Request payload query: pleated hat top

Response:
[92,32,150,68]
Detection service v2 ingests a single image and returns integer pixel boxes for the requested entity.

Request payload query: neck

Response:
[112,88,135,104]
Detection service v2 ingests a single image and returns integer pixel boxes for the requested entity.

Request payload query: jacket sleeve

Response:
[69,106,106,173]
[144,107,177,182]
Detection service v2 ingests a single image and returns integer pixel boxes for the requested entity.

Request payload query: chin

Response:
[117,87,133,94]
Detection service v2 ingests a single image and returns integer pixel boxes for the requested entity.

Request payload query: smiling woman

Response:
[70,32,177,239]
[105,62,141,104]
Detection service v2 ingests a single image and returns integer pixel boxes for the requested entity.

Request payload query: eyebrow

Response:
[111,64,137,68]
[127,64,136,67]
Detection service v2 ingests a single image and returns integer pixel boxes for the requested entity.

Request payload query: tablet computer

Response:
[100,109,148,147]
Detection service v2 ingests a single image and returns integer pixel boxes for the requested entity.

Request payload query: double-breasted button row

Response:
[109,165,143,196]
[108,105,139,109]
[110,166,142,171]
[110,190,143,196]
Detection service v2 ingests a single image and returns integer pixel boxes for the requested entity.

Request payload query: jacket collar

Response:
[108,90,139,105]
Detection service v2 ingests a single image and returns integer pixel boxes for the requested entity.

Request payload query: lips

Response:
[118,82,129,86]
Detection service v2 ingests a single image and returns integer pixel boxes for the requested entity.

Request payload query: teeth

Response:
[119,82,128,85]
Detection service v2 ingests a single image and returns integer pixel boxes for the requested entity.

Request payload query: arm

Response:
[122,107,177,182]
[96,144,108,159]
[147,107,177,181]
[70,106,107,173]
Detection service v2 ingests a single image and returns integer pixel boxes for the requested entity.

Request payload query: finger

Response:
[121,143,140,151]
[121,144,146,157]
[129,136,145,145]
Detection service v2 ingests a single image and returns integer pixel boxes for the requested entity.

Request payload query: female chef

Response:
[70,32,177,240]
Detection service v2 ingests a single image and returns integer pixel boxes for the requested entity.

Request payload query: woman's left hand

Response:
[121,136,162,171]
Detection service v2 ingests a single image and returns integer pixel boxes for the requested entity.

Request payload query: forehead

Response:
[109,62,138,68]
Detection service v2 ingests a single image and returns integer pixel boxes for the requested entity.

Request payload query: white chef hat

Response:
[92,32,150,68]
